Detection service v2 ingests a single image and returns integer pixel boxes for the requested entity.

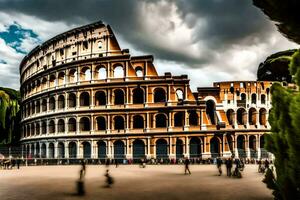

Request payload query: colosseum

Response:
[20,21,273,163]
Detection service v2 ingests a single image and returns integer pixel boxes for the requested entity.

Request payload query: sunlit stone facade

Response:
[20,21,273,161]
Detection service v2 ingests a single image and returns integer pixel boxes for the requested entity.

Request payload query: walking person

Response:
[217,157,222,176]
[225,158,233,177]
[16,158,20,169]
[77,160,86,195]
[104,169,114,188]
[184,157,191,175]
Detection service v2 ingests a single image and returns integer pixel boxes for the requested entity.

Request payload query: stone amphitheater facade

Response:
[20,21,272,162]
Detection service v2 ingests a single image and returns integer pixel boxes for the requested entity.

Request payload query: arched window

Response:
[96,116,106,130]
[176,139,184,159]
[114,89,124,105]
[210,137,220,158]
[133,139,145,160]
[68,93,76,108]
[135,67,143,77]
[68,118,76,132]
[57,119,65,133]
[240,93,246,101]
[30,124,35,136]
[113,65,124,78]
[261,94,266,104]
[82,142,91,158]
[226,109,235,125]
[42,99,47,112]
[42,77,47,89]
[98,67,107,79]
[69,69,77,83]
[154,88,166,103]
[58,142,65,158]
[259,108,267,126]
[49,75,56,87]
[176,89,184,101]
[114,116,125,130]
[114,140,125,159]
[48,143,55,158]
[174,112,184,127]
[58,95,65,109]
[35,123,40,135]
[80,92,90,106]
[132,88,144,104]
[68,142,77,158]
[49,120,55,133]
[156,114,167,128]
[58,72,65,86]
[97,141,106,159]
[49,97,55,110]
[248,108,257,125]
[206,100,216,125]
[237,108,247,125]
[189,111,198,126]
[41,121,46,134]
[41,143,46,158]
[133,115,144,129]
[251,94,257,104]
[80,117,90,131]
[156,139,168,159]
[81,67,91,81]
[95,91,106,106]
[36,100,40,113]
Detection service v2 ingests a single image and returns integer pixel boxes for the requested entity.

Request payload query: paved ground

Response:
[0,164,272,200]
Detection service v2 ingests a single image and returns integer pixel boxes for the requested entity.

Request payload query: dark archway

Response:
[206,100,216,125]
[114,89,124,105]
[68,118,76,132]
[154,88,166,103]
[80,92,90,106]
[190,137,201,158]
[49,97,55,110]
[133,139,145,160]
[48,143,55,158]
[237,135,246,158]
[174,112,184,127]
[237,108,247,125]
[57,119,65,133]
[226,109,235,125]
[259,108,267,126]
[97,141,106,159]
[58,142,65,158]
[58,95,65,109]
[95,91,106,106]
[251,93,257,104]
[132,88,144,104]
[133,115,144,129]
[114,140,125,160]
[189,111,198,126]
[248,108,257,125]
[49,120,55,134]
[155,114,167,128]
[69,142,77,158]
[68,93,76,107]
[156,139,168,159]
[210,137,220,158]
[41,143,46,158]
[96,116,106,130]
[79,117,90,131]
[83,142,91,158]
[176,139,184,159]
[114,116,125,130]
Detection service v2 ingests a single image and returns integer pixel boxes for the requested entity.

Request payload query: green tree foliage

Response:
[0,87,21,144]
[253,0,300,44]
[263,51,300,199]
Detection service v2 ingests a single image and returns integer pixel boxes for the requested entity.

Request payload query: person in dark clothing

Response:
[225,158,233,177]
[77,160,86,195]
[184,158,191,175]
[16,158,20,169]
[104,169,114,188]
[216,157,222,176]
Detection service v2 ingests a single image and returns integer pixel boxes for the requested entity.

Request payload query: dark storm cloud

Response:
[0,0,276,67]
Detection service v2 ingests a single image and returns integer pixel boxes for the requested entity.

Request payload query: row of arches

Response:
[226,108,268,126]
[23,111,200,137]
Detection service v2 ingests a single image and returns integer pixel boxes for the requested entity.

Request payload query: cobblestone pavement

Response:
[0,164,272,200]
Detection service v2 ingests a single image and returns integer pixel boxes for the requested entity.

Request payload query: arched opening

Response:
[96,116,106,130]
[82,142,91,158]
[189,111,198,126]
[42,77,47,89]
[49,97,55,110]
[249,135,257,158]
[68,142,77,158]
[31,102,35,115]
[206,100,216,125]
[41,121,46,134]
[49,75,56,88]
[80,92,90,106]
[35,143,40,157]
[30,124,35,136]
[259,108,267,126]
[95,91,106,106]
[41,143,46,158]
[69,69,77,83]
[261,94,266,104]
[190,137,201,158]
[49,120,55,134]
[58,95,65,109]
[114,116,124,130]
[237,108,247,125]
[176,139,184,159]
[154,88,166,103]
[36,80,41,92]
[133,115,144,129]
[48,143,55,158]
[156,139,168,159]
[81,67,91,81]
[260,134,265,149]
[96,66,107,79]
[248,108,257,125]
[251,93,257,104]
[133,139,145,160]
[114,140,125,160]
[176,89,184,101]
[35,101,40,113]
[68,93,76,108]
[35,123,40,135]
[237,135,246,158]
[113,65,124,78]
[132,88,144,104]
[58,142,65,158]
[68,118,76,132]
[114,89,124,105]
[174,112,184,127]
[240,93,246,101]
[226,109,235,125]
[57,119,65,133]
[58,72,65,86]
[135,67,143,77]
[260,134,268,158]
[97,141,106,159]
[155,114,167,128]
[80,117,90,131]
[210,137,220,158]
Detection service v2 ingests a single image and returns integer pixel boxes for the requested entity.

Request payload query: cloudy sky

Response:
[0,0,298,90]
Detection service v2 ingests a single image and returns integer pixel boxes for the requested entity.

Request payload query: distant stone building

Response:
[20,21,273,161]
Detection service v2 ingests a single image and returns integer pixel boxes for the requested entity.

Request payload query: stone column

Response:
[246,135,251,159]
[257,135,261,160]
[168,112,173,131]
[185,136,190,158]
[234,135,239,158]
[64,141,69,159]
[54,142,58,158]
[147,137,151,159]
[184,110,189,131]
